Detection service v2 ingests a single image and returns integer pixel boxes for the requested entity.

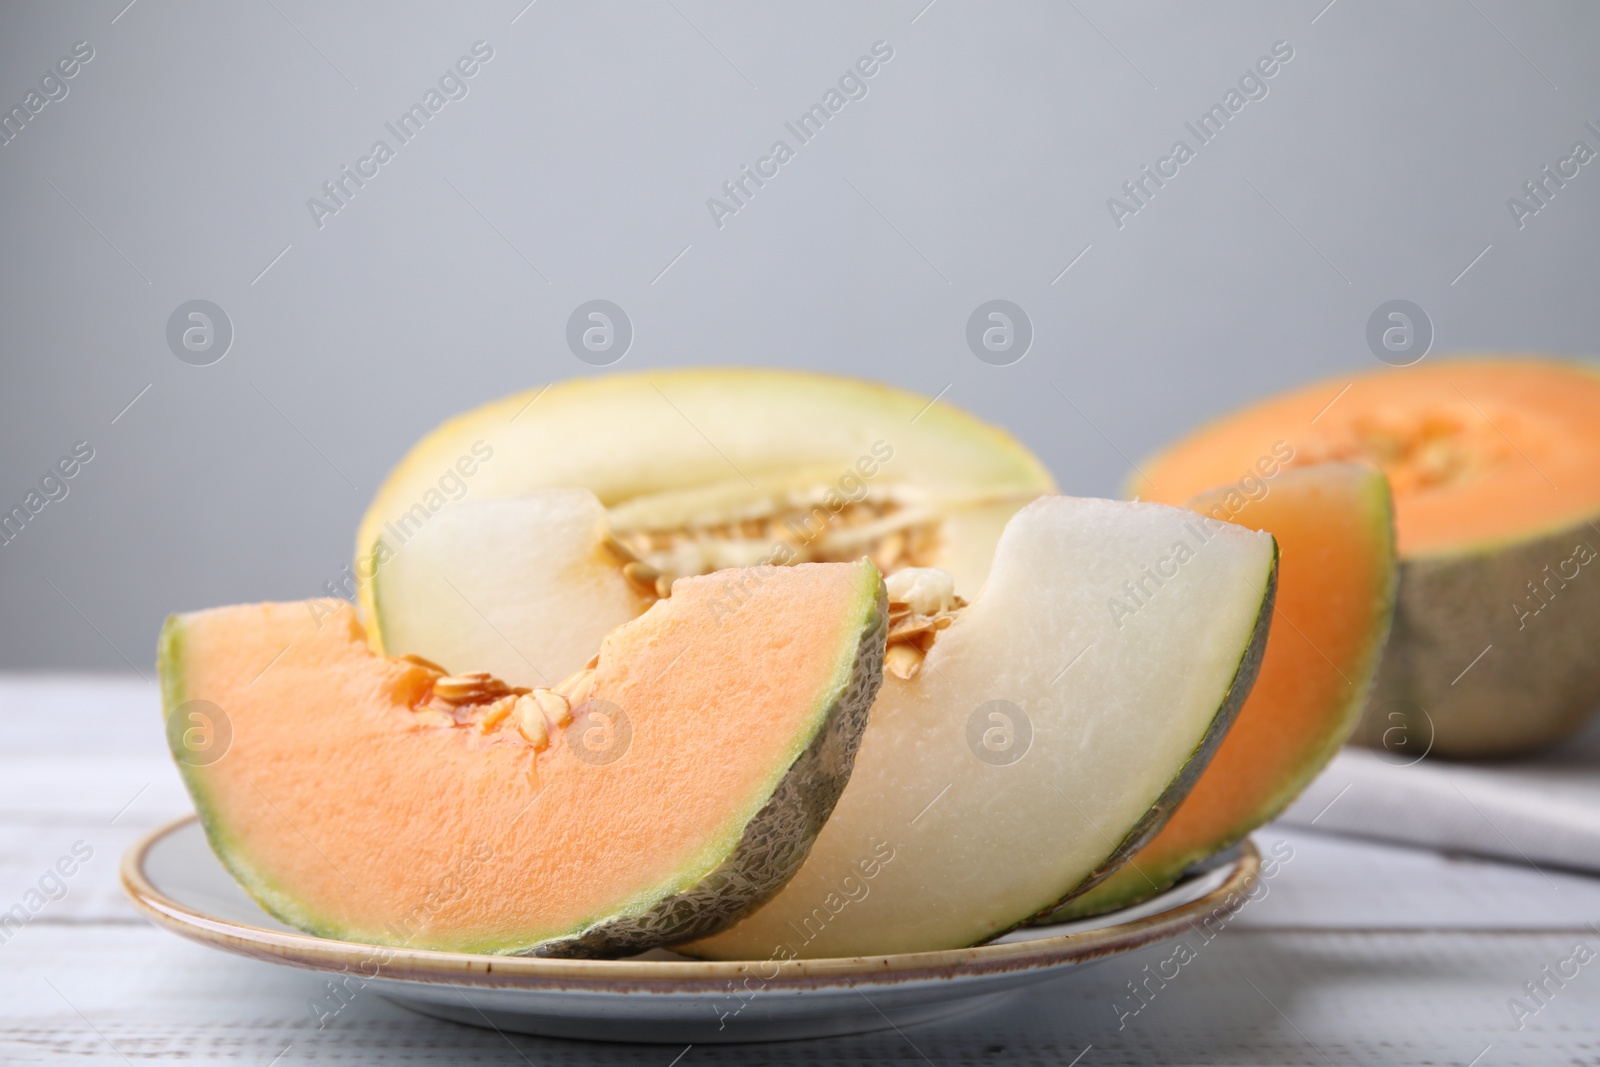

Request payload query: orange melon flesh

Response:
[159,561,883,956]
[1137,356,1600,757]
[1137,358,1600,557]
[1043,464,1395,920]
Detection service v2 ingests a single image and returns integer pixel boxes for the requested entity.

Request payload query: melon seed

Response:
[531,688,572,731]
[553,667,596,708]
[400,652,448,674]
[602,535,641,565]
[885,644,924,681]
[514,695,550,749]
[476,696,517,733]
[622,561,660,590]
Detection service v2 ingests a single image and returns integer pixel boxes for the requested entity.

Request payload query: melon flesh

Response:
[1041,464,1395,921]
[356,368,1056,638]
[685,496,1277,960]
[371,490,646,688]
[1138,356,1600,756]
[158,561,885,957]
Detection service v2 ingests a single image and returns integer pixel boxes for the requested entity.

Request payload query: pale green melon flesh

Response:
[685,496,1277,960]
[371,490,646,688]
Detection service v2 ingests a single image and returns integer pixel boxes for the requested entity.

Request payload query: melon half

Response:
[355,368,1055,682]
[157,561,885,957]
[685,495,1278,959]
[1140,357,1600,756]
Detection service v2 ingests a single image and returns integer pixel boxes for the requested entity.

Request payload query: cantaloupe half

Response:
[355,369,1056,677]
[1038,464,1395,921]
[684,495,1279,960]
[157,561,886,957]
[1139,356,1600,757]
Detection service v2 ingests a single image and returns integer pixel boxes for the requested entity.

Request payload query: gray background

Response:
[1,0,1595,671]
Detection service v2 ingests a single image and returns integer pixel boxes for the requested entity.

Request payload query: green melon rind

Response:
[530,561,888,957]
[1042,471,1396,922]
[160,564,887,957]
[1357,511,1600,758]
[1016,543,1278,929]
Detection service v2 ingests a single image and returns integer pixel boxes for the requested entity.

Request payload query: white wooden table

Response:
[5,675,1599,1065]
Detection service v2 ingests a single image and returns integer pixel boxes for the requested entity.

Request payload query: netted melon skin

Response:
[531,589,888,959]
[1356,515,1600,759]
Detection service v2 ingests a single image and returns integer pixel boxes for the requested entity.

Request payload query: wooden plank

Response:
[0,676,185,824]
[0,825,145,924]
[0,676,156,757]
[0,755,188,828]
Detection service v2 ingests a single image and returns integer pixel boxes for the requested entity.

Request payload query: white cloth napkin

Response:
[1279,715,1600,874]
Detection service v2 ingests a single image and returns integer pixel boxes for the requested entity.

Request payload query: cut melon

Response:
[1139,356,1600,756]
[1039,464,1395,921]
[356,369,1056,651]
[684,495,1278,960]
[371,490,647,688]
[157,561,886,957]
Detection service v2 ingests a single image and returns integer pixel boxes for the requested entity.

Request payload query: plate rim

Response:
[122,814,1260,993]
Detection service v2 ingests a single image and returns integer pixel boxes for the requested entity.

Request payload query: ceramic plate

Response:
[123,815,1258,1044]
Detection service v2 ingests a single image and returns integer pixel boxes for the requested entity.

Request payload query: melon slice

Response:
[355,369,1056,649]
[1139,356,1600,756]
[684,495,1278,960]
[371,490,647,688]
[1039,464,1396,921]
[157,561,886,957]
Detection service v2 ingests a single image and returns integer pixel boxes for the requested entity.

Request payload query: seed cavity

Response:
[1300,407,1523,494]
[611,491,972,669]
[610,496,946,602]
[408,665,583,755]
[881,567,966,681]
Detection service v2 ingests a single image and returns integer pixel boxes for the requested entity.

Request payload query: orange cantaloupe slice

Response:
[1040,464,1395,920]
[1135,356,1600,756]
[158,561,885,957]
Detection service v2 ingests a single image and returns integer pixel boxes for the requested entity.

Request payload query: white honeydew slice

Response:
[369,490,646,689]
[686,494,1277,959]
